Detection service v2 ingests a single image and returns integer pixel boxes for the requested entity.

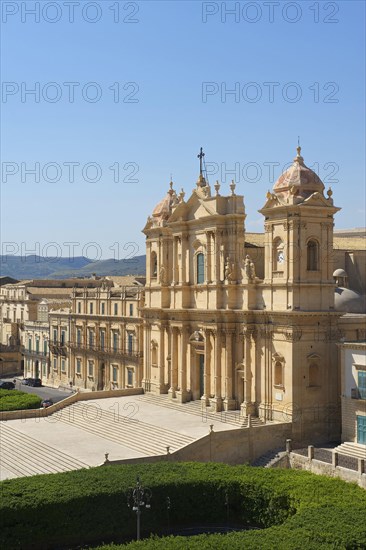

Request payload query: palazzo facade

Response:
[141,146,363,443]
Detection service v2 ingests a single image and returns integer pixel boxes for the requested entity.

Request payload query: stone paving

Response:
[0,394,240,480]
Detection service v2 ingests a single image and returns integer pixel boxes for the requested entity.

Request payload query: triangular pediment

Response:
[169,191,217,222]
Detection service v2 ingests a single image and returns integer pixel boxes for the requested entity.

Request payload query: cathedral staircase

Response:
[57,402,195,455]
[137,394,265,428]
[333,442,366,460]
[251,447,286,467]
[0,423,88,478]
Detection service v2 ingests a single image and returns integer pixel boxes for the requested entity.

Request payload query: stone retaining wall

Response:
[0,387,144,421]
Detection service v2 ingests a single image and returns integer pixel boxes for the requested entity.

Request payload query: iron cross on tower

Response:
[197,147,205,177]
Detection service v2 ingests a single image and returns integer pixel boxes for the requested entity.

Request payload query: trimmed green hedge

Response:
[1,463,366,550]
[0,389,42,411]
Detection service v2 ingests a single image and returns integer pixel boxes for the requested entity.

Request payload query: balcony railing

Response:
[22,349,50,363]
[68,341,142,359]
[49,341,68,356]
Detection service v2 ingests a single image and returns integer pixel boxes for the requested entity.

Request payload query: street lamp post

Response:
[127,476,152,540]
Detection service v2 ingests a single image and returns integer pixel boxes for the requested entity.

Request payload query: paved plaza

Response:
[0,394,242,480]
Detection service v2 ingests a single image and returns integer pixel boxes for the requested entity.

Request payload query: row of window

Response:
[273,238,320,271]
[53,357,67,372]
[77,302,134,316]
[151,251,205,284]
[274,362,320,388]
[76,329,135,352]
[151,239,321,284]
[75,359,133,385]
[27,337,48,355]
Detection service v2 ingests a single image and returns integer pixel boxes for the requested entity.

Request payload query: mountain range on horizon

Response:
[0,255,146,280]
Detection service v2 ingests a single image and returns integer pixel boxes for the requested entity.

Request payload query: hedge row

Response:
[0,389,42,411]
[1,462,366,549]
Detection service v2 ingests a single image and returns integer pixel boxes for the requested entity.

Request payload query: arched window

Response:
[307,240,319,271]
[151,251,158,278]
[273,238,284,271]
[274,361,283,386]
[196,253,205,284]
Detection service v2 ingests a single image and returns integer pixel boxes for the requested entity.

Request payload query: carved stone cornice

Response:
[281,325,302,342]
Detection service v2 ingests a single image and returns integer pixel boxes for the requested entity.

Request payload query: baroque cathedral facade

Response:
[142,146,346,443]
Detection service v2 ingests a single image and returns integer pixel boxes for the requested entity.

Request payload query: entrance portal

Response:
[98,363,105,391]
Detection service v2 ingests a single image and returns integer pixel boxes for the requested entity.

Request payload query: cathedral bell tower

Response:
[259,146,340,311]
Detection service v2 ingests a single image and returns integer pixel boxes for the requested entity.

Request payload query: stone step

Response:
[56,403,195,456]
[334,442,366,460]
[138,394,264,428]
[251,448,284,467]
[0,423,88,478]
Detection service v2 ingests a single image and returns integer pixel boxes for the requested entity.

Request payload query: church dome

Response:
[151,181,178,225]
[273,146,325,202]
[335,287,366,314]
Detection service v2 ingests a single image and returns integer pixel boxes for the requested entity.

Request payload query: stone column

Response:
[224,330,236,410]
[159,325,165,392]
[206,232,212,283]
[241,327,255,416]
[201,329,211,405]
[168,327,178,398]
[177,326,190,403]
[211,330,223,412]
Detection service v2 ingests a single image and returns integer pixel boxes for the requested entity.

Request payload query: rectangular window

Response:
[197,253,204,284]
[100,330,105,351]
[43,340,47,356]
[42,362,47,376]
[112,365,118,383]
[113,332,118,352]
[90,303,93,314]
[89,330,94,348]
[61,330,65,345]
[28,338,32,352]
[127,368,133,386]
[129,304,133,316]
[128,333,133,354]
[35,339,39,353]
[53,358,57,370]
[101,302,105,315]
[53,329,57,344]
[76,358,81,374]
[114,303,118,316]
[358,371,366,400]
[61,359,66,372]
[78,302,81,314]
[77,329,81,345]
[88,360,94,377]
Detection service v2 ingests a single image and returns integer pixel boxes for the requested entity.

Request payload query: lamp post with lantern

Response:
[127,476,152,540]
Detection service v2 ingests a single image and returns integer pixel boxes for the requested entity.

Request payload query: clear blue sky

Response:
[1,0,365,260]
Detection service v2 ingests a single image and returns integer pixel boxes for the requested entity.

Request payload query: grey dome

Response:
[335,287,366,314]
[333,269,347,278]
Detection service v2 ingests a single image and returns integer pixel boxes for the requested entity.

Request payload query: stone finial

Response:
[214,180,221,196]
[327,187,333,198]
[179,188,185,202]
[230,179,236,196]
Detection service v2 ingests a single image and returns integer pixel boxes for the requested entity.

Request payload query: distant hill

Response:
[0,255,146,280]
